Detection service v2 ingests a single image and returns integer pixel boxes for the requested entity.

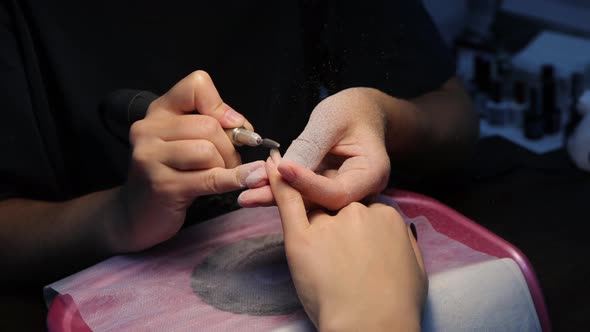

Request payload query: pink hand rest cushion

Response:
[45,191,544,331]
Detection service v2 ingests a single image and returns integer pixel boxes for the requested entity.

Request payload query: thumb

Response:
[187,161,265,195]
[156,70,246,128]
[283,106,346,170]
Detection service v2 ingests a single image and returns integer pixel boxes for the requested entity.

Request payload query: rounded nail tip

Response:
[270,148,281,160]
[237,198,258,209]
[237,193,249,207]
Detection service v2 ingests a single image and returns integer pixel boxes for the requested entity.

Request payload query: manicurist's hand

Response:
[239,88,390,210]
[116,70,265,252]
[267,151,427,332]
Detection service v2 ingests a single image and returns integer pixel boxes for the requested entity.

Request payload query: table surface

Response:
[2,136,589,331]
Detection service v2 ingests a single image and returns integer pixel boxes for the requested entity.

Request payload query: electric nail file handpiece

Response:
[99,89,280,149]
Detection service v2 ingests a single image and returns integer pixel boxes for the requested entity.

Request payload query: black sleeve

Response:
[321,0,456,99]
[0,1,63,201]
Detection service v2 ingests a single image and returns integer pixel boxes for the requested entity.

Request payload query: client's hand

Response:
[267,151,427,332]
[239,88,390,210]
[115,71,265,252]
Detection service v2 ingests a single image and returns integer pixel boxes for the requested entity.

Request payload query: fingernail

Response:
[264,157,274,175]
[245,167,268,188]
[237,191,251,207]
[270,149,282,164]
[224,108,245,125]
[410,223,418,242]
[237,161,265,188]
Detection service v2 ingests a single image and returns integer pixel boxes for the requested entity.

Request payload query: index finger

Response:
[149,70,246,128]
[277,158,387,211]
[267,150,310,235]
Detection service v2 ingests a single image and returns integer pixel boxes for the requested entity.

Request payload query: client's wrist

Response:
[318,300,421,332]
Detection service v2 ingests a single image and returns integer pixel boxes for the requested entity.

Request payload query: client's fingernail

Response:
[224,108,245,124]
[245,167,268,188]
[237,191,250,207]
[237,161,265,188]
[270,149,282,164]
[410,223,418,242]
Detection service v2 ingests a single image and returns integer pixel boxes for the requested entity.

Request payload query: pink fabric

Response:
[46,195,497,331]
[46,294,92,332]
[388,189,550,332]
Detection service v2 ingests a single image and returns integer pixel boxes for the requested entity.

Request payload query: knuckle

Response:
[198,115,220,136]
[371,203,400,219]
[306,209,325,221]
[347,201,365,210]
[195,140,217,161]
[177,114,197,129]
[129,120,150,144]
[150,173,177,197]
[338,201,363,218]
[203,169,221,193]
[132,145,154,165]
[187,70,211,88]
[387,209,406,228]
[369,202,389,210]
[326,190,351,211]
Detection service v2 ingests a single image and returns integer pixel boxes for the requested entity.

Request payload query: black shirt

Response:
[0,0,454,207]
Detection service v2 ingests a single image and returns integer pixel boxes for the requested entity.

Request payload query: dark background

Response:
[402,137,590,331]
[2,0,590,331]
[5,136,588,331]
[418,1,590,329]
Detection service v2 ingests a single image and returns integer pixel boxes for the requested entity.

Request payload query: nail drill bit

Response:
[261,138,280,149]
[227,127,280,149]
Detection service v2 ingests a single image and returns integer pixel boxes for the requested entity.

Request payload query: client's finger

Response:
[178,161,264,196]
[238,186,275,208]
[267,153,310,235]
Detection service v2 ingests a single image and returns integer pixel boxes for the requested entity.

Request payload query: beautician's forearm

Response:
[367,77,478,174]
[0,188,125,284]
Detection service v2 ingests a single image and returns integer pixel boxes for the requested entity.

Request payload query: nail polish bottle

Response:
[473,55,492,118]
[509,80,528,128]
[524,87,544,140]
[541,65,561,134]
[565,73,584,139]
[486,80,509,126]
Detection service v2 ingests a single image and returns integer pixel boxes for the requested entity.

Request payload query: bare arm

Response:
[380,77,479,174]
[0,71,264,285]
[240,77,478,209]
[0,188,124,284]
